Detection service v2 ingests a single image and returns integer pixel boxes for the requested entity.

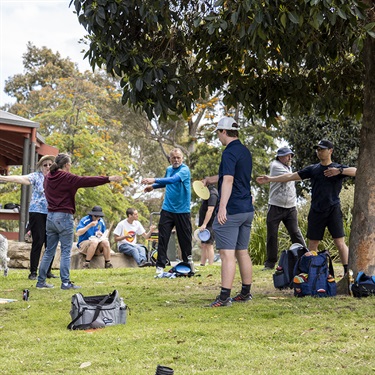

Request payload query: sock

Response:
[241,284,251,296]
[219,287,231,301]
[105,260,110,263]
[343,264,348,274]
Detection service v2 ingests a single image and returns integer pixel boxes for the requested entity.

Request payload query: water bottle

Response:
[119,297,127,324]
[187,255,195,273]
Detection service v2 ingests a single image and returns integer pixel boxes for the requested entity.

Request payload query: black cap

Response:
[88,206,105,217]
[313,140,333,149]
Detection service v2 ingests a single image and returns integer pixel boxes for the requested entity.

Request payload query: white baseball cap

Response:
[214,117,239,131]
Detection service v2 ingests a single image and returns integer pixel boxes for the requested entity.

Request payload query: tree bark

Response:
[349,8,375,274]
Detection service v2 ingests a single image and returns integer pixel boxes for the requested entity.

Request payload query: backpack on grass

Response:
[293,250,336,298]
[351,271,375,298]
[67,290,127,330]
[273,244,308,290]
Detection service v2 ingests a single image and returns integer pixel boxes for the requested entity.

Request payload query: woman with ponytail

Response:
[36,153,122,290]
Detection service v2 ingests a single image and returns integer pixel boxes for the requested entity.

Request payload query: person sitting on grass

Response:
[76,206,113,269]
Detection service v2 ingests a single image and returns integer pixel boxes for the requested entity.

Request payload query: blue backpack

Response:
[293,250,336,297]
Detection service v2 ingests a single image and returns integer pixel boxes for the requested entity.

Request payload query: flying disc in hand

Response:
[193,181,210,200]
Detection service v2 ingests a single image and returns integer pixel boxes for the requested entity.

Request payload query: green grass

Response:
[1,265,375,374]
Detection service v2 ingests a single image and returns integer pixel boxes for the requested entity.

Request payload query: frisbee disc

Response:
[193,181,210,200]
[198,229,211,242]
[174,264,191,274]
[193,228,201,242]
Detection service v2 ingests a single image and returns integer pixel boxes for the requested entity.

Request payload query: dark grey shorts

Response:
[213,211,254,250]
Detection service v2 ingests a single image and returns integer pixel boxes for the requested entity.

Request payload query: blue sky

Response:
[0,0,91,105]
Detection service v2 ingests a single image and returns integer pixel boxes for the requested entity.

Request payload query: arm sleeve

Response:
[154,174,181,185]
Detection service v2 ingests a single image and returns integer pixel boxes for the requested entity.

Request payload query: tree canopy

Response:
[70,0,373,124]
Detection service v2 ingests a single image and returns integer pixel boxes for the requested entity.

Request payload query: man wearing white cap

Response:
[203,117,255,307]
[263,147,306,270]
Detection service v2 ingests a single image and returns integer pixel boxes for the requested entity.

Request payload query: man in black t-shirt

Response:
[257,140,356,274]
[198,185,218,266]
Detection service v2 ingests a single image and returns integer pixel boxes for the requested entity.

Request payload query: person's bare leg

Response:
[220,250,236,289]
[236,249,252,285]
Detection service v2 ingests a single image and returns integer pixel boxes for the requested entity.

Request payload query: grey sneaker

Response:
[61,282,81,290]
[155,266,164,274]
[36,281,54,289]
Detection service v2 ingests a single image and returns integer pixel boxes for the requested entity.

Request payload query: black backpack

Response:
[273,244,308,289]
[351,271,375,298]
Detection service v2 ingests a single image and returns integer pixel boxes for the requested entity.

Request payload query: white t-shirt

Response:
[113,219,145,248]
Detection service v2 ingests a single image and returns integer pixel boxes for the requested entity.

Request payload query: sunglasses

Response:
[43,163,53,167]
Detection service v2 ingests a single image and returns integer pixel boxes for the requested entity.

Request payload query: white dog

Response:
[0,234,9,276]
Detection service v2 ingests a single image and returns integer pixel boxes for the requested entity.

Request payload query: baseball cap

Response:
[214,117,239,131]
[276,147,294,157]
[313,140,334,149]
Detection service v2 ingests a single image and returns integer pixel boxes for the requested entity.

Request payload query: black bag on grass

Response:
[273,244,308,290]
[67,290,127,330]
[351,272,375,298]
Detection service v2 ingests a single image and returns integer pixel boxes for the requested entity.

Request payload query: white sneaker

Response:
[155,266,164,274]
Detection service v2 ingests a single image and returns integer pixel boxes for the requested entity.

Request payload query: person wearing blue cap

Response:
[262,147,306,270]
[257,140,356,274]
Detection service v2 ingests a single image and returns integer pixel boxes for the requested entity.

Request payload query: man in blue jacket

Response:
[142,148,192,273]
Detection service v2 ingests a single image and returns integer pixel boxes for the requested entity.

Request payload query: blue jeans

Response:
[118,243,146,265]
[38,212,74,284]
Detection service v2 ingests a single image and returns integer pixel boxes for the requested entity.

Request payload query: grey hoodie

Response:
[268,160,297,208]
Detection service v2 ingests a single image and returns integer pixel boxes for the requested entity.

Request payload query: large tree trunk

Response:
[349,10,375,275]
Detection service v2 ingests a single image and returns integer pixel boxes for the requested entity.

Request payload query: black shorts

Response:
[307,205,345,240]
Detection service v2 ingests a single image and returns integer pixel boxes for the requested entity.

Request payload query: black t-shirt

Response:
[298,162,348,212]
[198,186,219,227]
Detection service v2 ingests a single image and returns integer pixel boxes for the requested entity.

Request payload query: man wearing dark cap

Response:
[263,147,306,270]
[257,140,356,274]
[76,206,113,269]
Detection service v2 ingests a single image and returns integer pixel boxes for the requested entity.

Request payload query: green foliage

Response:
[70,0,371,122]
[280,112,360,171]
[1,266,375,374]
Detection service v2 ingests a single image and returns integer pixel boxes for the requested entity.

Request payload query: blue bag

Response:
[351,271,375,298]
[293,250,336,297]
[273,245,308,290]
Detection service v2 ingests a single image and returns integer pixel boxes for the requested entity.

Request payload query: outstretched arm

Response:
[0,175,31,185]
[256,172,301,184]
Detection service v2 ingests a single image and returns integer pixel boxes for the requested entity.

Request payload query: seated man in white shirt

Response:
[113,208,156,267]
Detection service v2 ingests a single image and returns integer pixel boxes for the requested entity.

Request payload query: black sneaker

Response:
[47,272,58,278]
[231,293,253,303]
[262,266,274,271]
[28,272,37,280]
[210,296,232,307]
